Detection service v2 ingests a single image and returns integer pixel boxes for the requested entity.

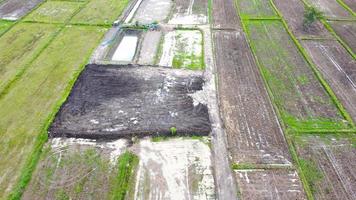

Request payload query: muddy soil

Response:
[295,135,356,200]
[212,0,240,30]
[0,0,43,20]
[329,21,356,53]
[49,64,211,139]
[274,0,332,38]
[132,0,172,24]
[137,31,161,65]
[235,169,306,199]
[302,40,356,122]
[307,0,353,19]
[213,30,291,165]
[169,0,208,25]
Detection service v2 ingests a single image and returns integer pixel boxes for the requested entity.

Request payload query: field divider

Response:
[232,163,294,170]
[299,0,355,59]
[269,0,355,128]
[335,0,356,16]
[241,17,281,21]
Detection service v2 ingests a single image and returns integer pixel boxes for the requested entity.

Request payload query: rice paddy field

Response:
[0,0,355,199]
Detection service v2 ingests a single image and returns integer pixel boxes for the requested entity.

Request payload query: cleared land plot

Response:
[307,0,353,19]
[302,40,356,122]
[137,30,161,65]
[70,0,130,25]
[246,20,348,130]
[329,21,356,53]
[131,0,172,24]
[235,169,306,199]
[0,0,43,20]
[23,138,135,200]
[213,30,291,165]
[273,0,332,38]
[0,23,59,93]
[0,20,14,35]
[159,30,204,70]
[24,1,83,23]
[342,0,356,12]
[212,0,239,29]
[50,65,211,139]
[133,138,215,199]
[0,26,105,198]
[169,0,208,25]
[295,135,356,200]
[235,0,276,18]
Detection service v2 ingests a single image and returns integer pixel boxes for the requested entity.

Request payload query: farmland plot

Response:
[0,26,105,198]
[302,40,356,122]
[131,0,172,24]
[235,169,306,199]
[211,0,239,29]
[137,30,161,65]
[329,21,356,53]
[169,0,208,25]
[50,65,211,139]
[245,20,348,130]
[71,0,131,25]
[306,0,353,19]
[235,0,277,18]
[23,138,135,200]
[24,1,83,23]
[0,20,14,35]
[273,0,332,38]
[342,0,356,12]
[0,0,43,20]
[213,30,291,165]
[0,23,59,93]
[295,135,356,200]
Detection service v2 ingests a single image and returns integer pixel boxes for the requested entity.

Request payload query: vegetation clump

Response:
[303,6,323,31]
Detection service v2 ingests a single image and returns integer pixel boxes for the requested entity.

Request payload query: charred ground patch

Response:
[49,64,211,139]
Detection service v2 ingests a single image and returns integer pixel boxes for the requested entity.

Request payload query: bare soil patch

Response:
[169,0,208,25]
[329,21,356,53]
[274,0,332,38]
[0,0,43,20]
[235,169,306,199]
[132,0,172,24]
[137,30,161,65]
[49,64,211,139]
[342,0,356,12]
[294,135,356,200]
[306,0,353,19]
[213,30,291,165]
[302,39,356,122]
[212,0,239,29]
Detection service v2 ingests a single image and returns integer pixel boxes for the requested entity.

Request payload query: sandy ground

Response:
[137,31,161,65]
[132,0,172,24]
[169,0,208,25]
[302,39,356,122]
[0,0,43,20]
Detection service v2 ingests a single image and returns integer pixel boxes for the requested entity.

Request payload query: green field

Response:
[0,20,14,36]
[0,25,106,199]
[70,0,131,25]
[0,23,59,94]
[235,0,277,18]
[24,1,84,23]
[245,20,348,131]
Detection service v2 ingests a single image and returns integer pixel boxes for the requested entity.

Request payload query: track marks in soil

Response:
[211,0,239,29]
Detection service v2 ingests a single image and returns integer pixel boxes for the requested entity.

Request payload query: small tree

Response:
[303,6,323,30]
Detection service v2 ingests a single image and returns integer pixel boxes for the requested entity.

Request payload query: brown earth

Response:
[329,21,356,53]
[307,0,353,19]
[302,39,356,122]
[49,64,211,139]
[213,30,291,165]
[211,0,239,29]
[0,0,43,20]
[273,0,332,38]
[235,169,307,199]
[295,135,356,200]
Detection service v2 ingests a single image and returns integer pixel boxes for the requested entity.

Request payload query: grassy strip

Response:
[335,0,356,16]
[269,0,355,128]
[241,17,280,20]
[153,32,164,65]
[208,0,212,25]
[109,151,139,200]
[296,129,356,134]
[232,163,294,170]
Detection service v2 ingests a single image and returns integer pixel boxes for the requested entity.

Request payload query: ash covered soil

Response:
[50,64,211,139]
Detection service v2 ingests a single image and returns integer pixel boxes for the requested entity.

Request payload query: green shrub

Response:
[303,6,323,30]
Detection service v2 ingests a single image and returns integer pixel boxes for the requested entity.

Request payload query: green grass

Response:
[0,25,106,199]
[0,23,60,94]
[232,163,293,170]
[23,1,84,23]
[70,0,131,25]
[244,20,349,131]
[109,151,139,200]
[0,20,14,36]
[235,0,277,19]
[299,159,324,194]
